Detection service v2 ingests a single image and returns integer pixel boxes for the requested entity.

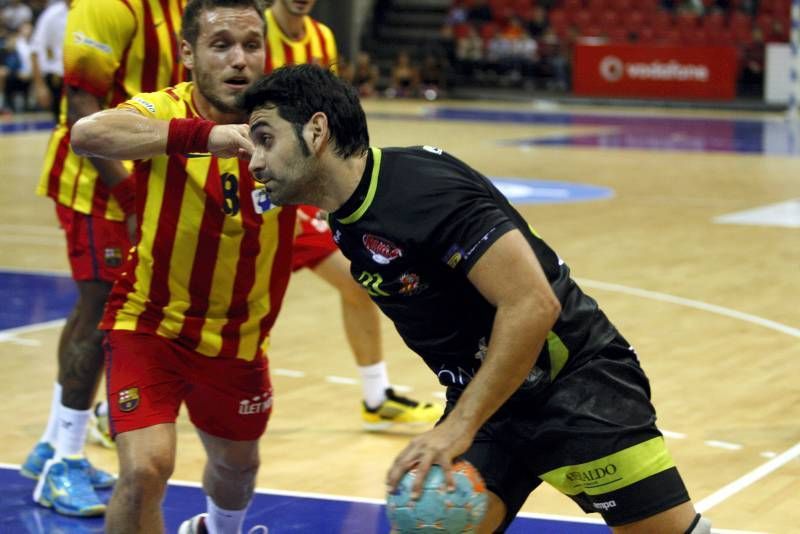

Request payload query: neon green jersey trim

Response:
[540,437,675,496]
[338,147,382,225]
[546,331,569,381]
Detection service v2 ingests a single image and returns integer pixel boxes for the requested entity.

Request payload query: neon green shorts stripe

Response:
[539,436,675,496]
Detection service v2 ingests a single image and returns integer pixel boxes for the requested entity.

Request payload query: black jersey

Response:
[329,146,622,398]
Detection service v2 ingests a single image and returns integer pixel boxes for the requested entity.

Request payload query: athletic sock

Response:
[205,495,249,534]
[39,382,63,445]
[54,405,91,461]
[359,361,390,409]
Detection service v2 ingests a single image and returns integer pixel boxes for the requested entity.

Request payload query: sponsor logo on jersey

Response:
[333,229,342,243]
[239,392,273,415]
[72,32,112,54]
[362,234,402,264]
[132,96,156,113]
[566,464,619,487]
[398,272,427,295]
[104,247,123,268]
[119,388,140,412]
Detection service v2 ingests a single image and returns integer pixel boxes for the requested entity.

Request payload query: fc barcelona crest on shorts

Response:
[104,247,123,268]
[119,387,140,412]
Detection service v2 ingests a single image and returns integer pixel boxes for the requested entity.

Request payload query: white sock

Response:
[39,382,63,445]
[206,495,249,534]
[95,400,109,417]
[54,405,91,461]
[359,361,390,409]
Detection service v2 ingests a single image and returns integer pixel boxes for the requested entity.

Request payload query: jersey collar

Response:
[333,147,381,224]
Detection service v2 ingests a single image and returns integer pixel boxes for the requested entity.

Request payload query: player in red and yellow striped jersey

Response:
[24,0,187,518]
[70,1,282,532]
[265,0,442,430]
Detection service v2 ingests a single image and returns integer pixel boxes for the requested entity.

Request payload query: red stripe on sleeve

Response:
[177,158,225,348]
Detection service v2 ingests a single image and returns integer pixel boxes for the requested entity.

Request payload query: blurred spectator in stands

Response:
[337,55,355,85]
[2,0,32,31]
[3,20,32,112]
[677,0,705,14]
[444,0,468,27]
[739,26,765,97]
[486,17,538,87]
[418,53,446,100]
[468,0,493,24]
[455,23,484,80]
[537,26,572,92]
[387,50,418,98]
[526,6,548,39]
[352,51,380,97]
[30,0,66,120]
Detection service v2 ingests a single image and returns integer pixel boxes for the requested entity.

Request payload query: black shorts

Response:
[446,339,690,529]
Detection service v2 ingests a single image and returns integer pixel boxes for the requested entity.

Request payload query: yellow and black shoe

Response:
[362,388,442,431]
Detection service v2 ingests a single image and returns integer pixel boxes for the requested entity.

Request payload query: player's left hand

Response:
[386,417,475,499]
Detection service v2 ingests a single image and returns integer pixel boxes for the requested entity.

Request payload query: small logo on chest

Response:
[362,234,403,264]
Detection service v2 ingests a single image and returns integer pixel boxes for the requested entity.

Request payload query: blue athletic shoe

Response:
[20,442,116,489]
[33,457,106,517]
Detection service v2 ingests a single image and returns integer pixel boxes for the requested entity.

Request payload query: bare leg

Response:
[58,280,111,410]
[196,428,261,510]
[105,424,176,534]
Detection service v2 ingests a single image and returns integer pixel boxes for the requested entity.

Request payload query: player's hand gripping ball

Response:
[386,460,488,533]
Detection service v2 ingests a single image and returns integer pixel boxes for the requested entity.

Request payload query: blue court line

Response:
[0,271,76,331]
[0,119,54,135]
[0,466,609,533]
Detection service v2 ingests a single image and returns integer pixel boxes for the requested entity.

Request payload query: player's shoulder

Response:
[125,82,191,116]
[381,146,473,180]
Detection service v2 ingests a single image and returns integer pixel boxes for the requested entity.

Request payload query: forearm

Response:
[72,108,169,161]
[447,299,559,435]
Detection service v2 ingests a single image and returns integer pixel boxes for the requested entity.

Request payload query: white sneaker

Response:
[178,513,207,534]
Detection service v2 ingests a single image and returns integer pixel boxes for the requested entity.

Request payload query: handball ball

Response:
[386,460,488,533]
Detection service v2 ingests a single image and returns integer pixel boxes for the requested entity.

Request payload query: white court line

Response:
[272,368,306,378]
[661,429,687,439]
[0,318,65,339]
[696,441,800,513]
[0,465,768,533]
[576,278,800,339]
[705,440,744,451]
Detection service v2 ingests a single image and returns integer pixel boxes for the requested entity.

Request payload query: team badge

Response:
[362,234,403,265]
[104,247,123,268]
[443,244,464,268]
[398,273,427,295]
[118,387,140,412]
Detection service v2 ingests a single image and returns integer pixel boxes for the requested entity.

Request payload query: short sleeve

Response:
[62,0,136,98]
[117,88,181,121]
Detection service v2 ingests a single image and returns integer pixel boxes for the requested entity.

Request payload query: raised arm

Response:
[71,107,254,161]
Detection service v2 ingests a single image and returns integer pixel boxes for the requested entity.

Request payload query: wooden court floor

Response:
[0,99,798,533]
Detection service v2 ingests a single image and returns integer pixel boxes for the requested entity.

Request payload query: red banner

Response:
[573,44,738,100]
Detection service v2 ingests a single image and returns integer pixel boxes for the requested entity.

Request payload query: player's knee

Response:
[208,451,260,482]
[685,514,712,534]
[120,456,174,494]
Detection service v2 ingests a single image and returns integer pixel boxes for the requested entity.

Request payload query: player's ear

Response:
[181,40,194,71]
[307,112,328,153]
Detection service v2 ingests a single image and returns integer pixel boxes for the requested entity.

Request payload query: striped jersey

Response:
[264,7,338,73]
[100,82,297,360]
[36,0,185,221]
